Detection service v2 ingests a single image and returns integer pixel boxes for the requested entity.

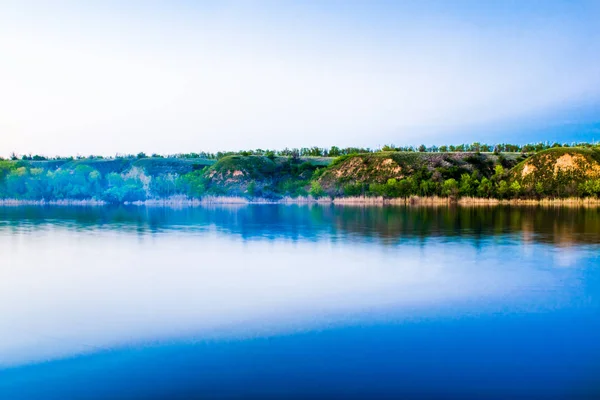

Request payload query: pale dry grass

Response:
[327,195,600,207]
[456,196,600,207]
[0,199,107,206]
[2,195,599,208]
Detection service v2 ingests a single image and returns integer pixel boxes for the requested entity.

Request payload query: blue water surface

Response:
[0,205,599,399]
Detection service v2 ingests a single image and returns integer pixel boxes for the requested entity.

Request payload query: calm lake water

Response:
[0,205,599,399]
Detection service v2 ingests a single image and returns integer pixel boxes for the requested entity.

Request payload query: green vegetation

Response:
[1,144,600,203]
[507,147,600,198]
[316,151,524,199]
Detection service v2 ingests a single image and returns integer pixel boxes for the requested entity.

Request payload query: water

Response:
[0,205,599,399]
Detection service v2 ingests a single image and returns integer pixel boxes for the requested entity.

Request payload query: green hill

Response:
[202,155,329,197]
[508,147,600,196]
[317,152,522,196]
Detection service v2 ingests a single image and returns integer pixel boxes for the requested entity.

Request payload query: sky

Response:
[1,0,599,156]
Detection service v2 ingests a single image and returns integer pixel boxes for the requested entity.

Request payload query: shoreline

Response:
[1,195,600,207]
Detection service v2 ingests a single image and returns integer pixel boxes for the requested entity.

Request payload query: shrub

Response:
[477,177,493,198]
[496,180,510,199]
[509,181,522,198]
[419,180,436,196]
[578,180,600,197]
[459,173,478,197]
[343,183,364,196]
[442,179,459,197]
[177,170,207,198]
[309,181,325,198]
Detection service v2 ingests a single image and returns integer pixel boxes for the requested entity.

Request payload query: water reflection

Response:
[0,204,599,246]
[0,205,599,399]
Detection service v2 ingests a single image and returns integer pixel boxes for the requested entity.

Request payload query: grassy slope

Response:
[14,157,215,176]
[132,158,214,176]
[202,155,329,197]
[508,147,600,193]
[16,160,69,170]
[317,151,522,194]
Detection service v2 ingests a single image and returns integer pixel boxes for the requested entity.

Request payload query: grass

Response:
[132,157,214,176]
[509,147,600,195]
[318,151,520,194]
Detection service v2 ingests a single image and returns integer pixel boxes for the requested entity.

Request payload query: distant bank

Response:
[1,145,600,205]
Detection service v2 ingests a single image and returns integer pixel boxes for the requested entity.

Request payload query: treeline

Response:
[7,141,598,161]
[0,163,201,203]
[0,160,319,202]
[381,141,597,153]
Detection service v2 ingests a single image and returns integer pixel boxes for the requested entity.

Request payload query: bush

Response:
[368,183,386,197]
[477,177,493,198]
[442,179,459,197]
[343,183,365,196]
[309,181,325,198]
[578,180,600,197]
[459,173,478,197]
[509,181,522,198]
[419,180,436,196]
[496,180,510,199]
[177,170,207,198]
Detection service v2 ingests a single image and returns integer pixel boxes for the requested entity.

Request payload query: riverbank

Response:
[340,196,600,207]
[2,195,600,207]
[0,199,108,206]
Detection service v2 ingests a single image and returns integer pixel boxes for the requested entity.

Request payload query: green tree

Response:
[328,146,342,157]
[509,181,522,198]
[5,167,28,198]
[177,170,207,198]
[496,180,510,199]
[150,174,178,198]
[384,178,399,197]
[477,177,493,197]
[459,173,478,197]
[419,180,436,196]
[493,164,505,180]
[309,181,325,198]
[534,182,545,197]
[578,180,600,197]
[368,183,386,197]
[247,181,257,197]
[343,183,364,196]
[397,179,413,198]
[442,179,459,197]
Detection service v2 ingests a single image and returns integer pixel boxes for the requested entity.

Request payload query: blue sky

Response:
[1,0,599,156]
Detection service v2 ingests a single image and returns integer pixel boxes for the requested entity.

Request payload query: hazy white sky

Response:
[1,1,599,156]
